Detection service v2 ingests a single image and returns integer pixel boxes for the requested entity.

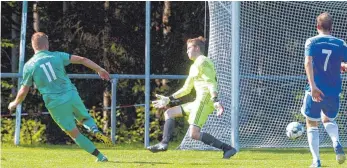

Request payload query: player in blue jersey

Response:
[301,12,347,168]
[8,32,111,162]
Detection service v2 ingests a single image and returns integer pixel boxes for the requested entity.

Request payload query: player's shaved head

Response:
[187,36,206,54]
[31,32,49,51]
[316,12,332,32]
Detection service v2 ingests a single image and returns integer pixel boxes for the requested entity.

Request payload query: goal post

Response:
[178,1,347,150]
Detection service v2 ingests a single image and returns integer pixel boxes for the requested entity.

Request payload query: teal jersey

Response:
[172,55,217,100]
[21,50,77,108]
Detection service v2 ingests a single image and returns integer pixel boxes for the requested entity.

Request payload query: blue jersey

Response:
[305,34,347,96]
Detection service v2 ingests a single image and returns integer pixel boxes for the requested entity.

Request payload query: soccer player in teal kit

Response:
[147,36,237,159]
[8,32,111,162]
[301,12,347,167]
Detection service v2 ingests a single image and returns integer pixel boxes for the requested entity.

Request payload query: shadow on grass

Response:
[1,142,182,151]
[241,148,335,154]
[108,160,172,165]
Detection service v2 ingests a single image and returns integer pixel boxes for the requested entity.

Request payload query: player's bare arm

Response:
[70,55,110,81]
[8,85,30,111]
[304,56,324,102]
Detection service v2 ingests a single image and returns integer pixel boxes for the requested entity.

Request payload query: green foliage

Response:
[116,106,162,143]
[293,112,306,123]
[1,80,14,90]
[1,39,14,48]
[1,118,46,144]
[20,118,47,144]
[340,93,344,99]
[1,118,15,143]
[293,90,304,101]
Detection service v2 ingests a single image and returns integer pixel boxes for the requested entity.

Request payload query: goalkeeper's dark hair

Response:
[317,12,333,32]
[187,36,206,54]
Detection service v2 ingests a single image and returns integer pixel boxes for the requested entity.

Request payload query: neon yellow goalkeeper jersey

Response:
[172,55,217,100]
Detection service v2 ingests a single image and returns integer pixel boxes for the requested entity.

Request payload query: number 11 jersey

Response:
[21,50,77,108]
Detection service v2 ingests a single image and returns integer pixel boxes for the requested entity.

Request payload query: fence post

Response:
[144,1,151,148]
[111,77,118,144]
[14,1,28,146]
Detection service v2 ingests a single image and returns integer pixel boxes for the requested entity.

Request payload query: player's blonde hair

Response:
[317,12,333,32]
[31,32,49,50]
[187,36,206,54]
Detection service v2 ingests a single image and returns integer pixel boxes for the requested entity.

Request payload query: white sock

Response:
[323,121,340,147]
[307,127,320,162]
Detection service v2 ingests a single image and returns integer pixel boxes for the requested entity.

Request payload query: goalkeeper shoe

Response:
[223,147,237,159]
[96,156,108,162]
[95,132,112,147]
[309,160,321,168]
[334,142,346,164]
[147,143,168,153]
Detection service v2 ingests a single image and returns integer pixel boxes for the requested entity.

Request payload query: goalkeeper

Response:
[147,36,237,159]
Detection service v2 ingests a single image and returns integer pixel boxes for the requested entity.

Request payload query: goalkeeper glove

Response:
[152,94,176,108]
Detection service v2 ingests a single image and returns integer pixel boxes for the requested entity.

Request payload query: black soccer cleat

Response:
[147,143,168,153]
[223,147,237,159]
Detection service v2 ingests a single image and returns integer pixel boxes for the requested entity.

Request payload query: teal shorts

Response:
[48,91,91,131]
[181,93,214,128]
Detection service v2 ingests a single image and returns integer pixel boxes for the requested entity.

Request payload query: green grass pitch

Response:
[1,143,344,168]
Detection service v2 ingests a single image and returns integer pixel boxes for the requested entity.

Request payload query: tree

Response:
[33,1,40,32]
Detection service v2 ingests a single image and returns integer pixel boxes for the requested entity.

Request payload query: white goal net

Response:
[178,1,347,149]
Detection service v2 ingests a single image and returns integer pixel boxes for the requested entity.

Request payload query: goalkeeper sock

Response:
[307,127,320,162]
[161,118,175,144]
[200,132,231,151]
[83,117,100,134]
[74,132,99,155]
[323,121,340,147]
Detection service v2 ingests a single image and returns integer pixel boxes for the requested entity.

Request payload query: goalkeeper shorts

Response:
[181,94,214,128]
[48,90,92,131]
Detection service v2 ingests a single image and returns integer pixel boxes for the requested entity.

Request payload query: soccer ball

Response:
[286,122,305,139]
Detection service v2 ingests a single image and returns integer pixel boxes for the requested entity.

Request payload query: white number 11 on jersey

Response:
[40,62,57,82]
[322,49,332,72]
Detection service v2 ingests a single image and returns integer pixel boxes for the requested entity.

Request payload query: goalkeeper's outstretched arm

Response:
[171,76,194,99]
[171,65,197,99]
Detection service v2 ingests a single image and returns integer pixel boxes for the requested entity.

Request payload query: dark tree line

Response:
[1,1,209,143]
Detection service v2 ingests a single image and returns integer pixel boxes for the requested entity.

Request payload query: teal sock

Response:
[97,153,105,160]
[83,117,99,134]
[74,133,98,154]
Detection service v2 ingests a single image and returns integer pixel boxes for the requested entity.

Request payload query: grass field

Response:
[1,143,345,168]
